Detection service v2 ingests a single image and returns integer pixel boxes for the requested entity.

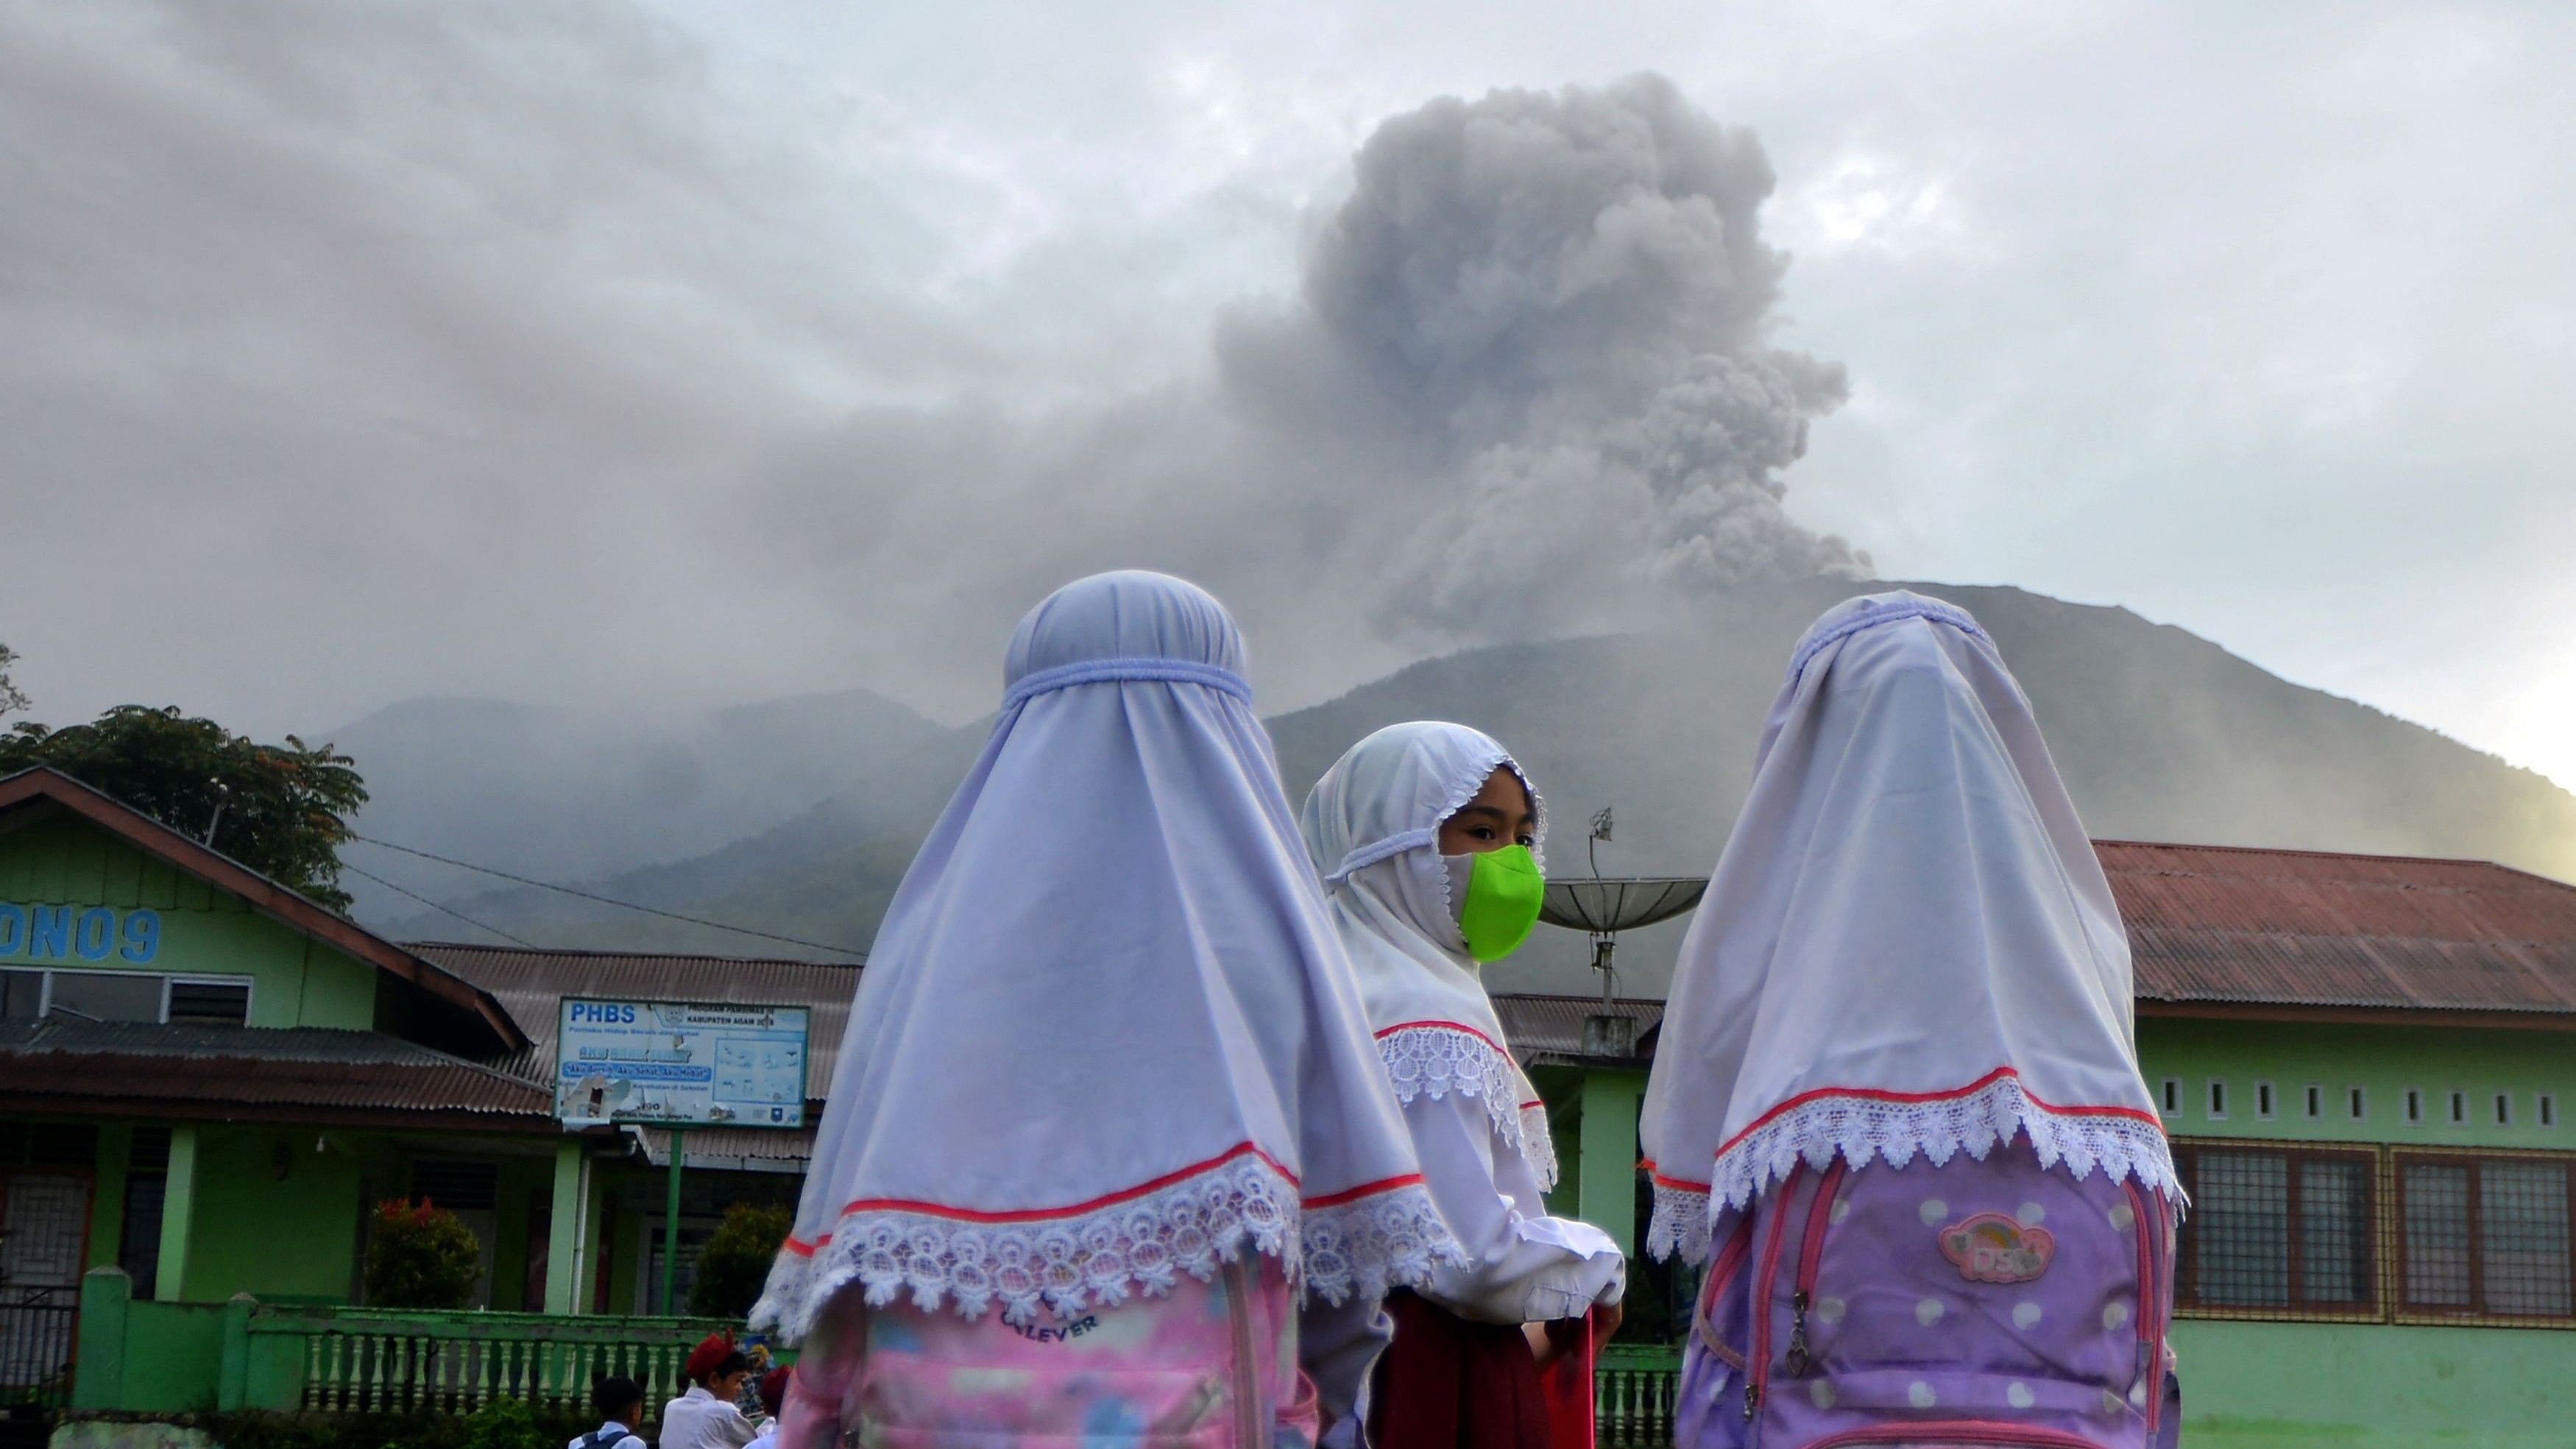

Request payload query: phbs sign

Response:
[554,997,810,1130]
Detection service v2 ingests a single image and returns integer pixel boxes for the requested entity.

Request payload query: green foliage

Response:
[688,1201,793,1318]
[0,642,26,718]
[459,1397,549,1449]
[364,1197,484,1310]
[0,703,366,910]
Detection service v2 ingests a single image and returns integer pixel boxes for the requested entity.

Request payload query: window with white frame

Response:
[2349,1086,2368,1122]
[2209,1080,2230,1120]
[0,966,252,1026]
[2256,1080,2278,1120]
[2162,1077,2182,1116]
[2407,1089,2426,1126]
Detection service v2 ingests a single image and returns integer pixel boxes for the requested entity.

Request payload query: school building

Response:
[6,759,2575,1445]
[0,768,855,1416]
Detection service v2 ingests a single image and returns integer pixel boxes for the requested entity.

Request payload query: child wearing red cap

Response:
[662,1333,759,1449]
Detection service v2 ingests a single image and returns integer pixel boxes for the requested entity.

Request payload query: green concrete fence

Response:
[1596,1342,1680,1446]
[71,1269,753,1418]
[73,1267,1687,1442]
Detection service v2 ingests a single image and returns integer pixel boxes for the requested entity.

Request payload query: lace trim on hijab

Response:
[749,1152,1461,1339]
[1328,745,1549,888]
[1376,1022,1560,1190]
[1003,656,1253,709]
[1786,595,1992,687]
[1642,1072,2183,1265]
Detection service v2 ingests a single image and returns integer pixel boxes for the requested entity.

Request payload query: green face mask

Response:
[1452,843,1545,963]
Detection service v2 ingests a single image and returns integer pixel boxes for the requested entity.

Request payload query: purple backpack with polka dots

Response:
[1674,1136,2182,1449]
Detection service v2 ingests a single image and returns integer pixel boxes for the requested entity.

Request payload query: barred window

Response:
[2397,1154,2575,1319]
[2174,1143,2377,1316]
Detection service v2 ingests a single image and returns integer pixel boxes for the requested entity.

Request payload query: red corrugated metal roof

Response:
[0,1021,555,1126]
[2099,840,2576,1017]
[410,943,861,1095]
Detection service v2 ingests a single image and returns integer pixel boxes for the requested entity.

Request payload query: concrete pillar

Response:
[155,1124,199,1302]
[71,1267,131,1409]
[88,1123,132,1272]
[543,1138,589,1315]
[216,1293,255,1410]
[1576,1070,1643,1261]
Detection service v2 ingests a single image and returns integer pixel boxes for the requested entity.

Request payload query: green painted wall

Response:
[2139,1018,2576,1148]
[2174,1319,2570,1448]
[175,1126,363,1303]
[118,1298,227,1411]
[0,812,378,1027]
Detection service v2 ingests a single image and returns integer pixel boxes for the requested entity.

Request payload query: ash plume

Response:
[753,75,1862,694]
[1242,75,1863,634]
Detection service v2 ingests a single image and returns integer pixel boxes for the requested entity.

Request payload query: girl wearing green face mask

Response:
[1301,723,1627,1449]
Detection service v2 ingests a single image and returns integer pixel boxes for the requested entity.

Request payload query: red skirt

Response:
[1370,1292,1596,1449]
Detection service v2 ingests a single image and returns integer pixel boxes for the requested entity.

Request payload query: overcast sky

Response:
[3,0,2570,790]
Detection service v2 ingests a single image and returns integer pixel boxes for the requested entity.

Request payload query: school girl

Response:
[1301,722,1626,1449]
[1641,592,2183,1449]
[753,570,1457,1448]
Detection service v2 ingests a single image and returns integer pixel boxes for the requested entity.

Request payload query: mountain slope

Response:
[372,581,2576,996]
[334,688,949,927]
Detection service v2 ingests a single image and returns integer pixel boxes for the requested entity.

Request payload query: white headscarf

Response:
[1300,722,1557,1188]
[1641,592,2176,1265]
[754,572,1454,1336]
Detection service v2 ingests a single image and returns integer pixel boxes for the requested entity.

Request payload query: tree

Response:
[364,1197,484,1309]
[690,1201,793,1319]
[0,643,26,719]
[0,705,366,911]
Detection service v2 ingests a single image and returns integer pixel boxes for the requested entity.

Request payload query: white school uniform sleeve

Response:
[1300,1289,1391,1447]
[1407,1092,1624,1325]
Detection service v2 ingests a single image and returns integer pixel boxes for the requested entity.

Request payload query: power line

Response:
[342,861,540,949]
[346,833,868,960]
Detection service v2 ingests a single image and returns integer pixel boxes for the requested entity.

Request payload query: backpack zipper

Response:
[2124,1182,2166,1435]
[1222,1257,1263,1448]
[1783,1157,1848,1378]
[1743,1162,1806,1422]
[1697,1216,1756,1366]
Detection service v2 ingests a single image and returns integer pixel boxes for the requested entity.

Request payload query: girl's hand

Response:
[1523,1321,1560,1367]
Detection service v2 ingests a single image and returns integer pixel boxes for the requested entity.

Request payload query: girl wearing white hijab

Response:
[756,572,1457,1449]
[1641,593,2180,1448]
[1302,723,1625,1449]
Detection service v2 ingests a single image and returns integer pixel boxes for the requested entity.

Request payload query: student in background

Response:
[751,571,1457,1449]
[753,1369,790,1441]
[663,1333,761,1449]
[1303,722,1625,1449]
[570,1377,646,1449]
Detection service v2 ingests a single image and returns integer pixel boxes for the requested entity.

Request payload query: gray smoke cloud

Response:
[751,75,1861,687]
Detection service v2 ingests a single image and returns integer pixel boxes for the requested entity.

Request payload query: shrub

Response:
[688,1202,793,1318]
[364,1197,483,1310]
[459,1398,547,1449]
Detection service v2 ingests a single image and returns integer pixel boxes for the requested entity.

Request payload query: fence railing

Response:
[263,1306,742,1419]
[74,1266,1685,1441]
[71,1269,757,1418]
[1596,1342,1681,1448]
[0,1292,77,1408]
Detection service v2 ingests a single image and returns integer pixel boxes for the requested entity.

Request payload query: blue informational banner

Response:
[554,998,810,1128]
